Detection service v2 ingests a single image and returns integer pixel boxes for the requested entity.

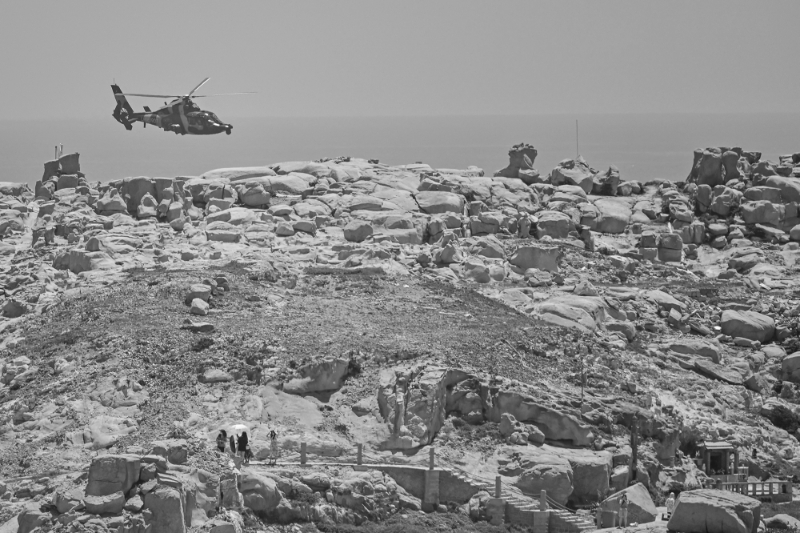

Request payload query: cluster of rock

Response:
[493,143,639,198]
[678,146,800,255]
[12,440,421,533]
[6,143,800,530]
[17,444,211,533]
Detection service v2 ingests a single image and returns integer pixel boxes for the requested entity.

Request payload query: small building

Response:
[695,441,791,502]
[696,441,745,482]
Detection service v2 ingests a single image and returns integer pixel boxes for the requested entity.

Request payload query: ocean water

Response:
[1,113,799,185]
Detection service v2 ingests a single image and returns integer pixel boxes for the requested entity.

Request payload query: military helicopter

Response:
[111,77,253,135]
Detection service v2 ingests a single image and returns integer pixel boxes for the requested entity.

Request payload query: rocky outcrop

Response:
[86,454,141,496]
[508,244,562,272]
[667,489,760,533]
[720,310,775,343]
[145,485,187,533]
[599,483,657,524]
[592,166,620,196]
[549,158,594,194]
[239,472,282,514]
[493,143,540,184]
[284,357,350,395]
[378,366,593,449]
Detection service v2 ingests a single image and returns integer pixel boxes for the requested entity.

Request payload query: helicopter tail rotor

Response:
[111,84,135,130]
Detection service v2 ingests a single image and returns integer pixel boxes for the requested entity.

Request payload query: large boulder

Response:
[720,310,775,343]
[231,178,271,207]
[509,245,562,272]
[343,221,373,242]
[120,177,157,213]
[53,250,116,274]
[536,210,574,239]
[780,352,800,383]
[513,461,574,505]
[150,439,189,465]
[494,143,539,183]
[144,486,187,533]
[740,200,782,226]
[489,392,594,447]
[533,294,610,333]
[744,186,782,203]
[592,166,620,196]
[85,491,126,515]
[669,340,720,363]
[646,290,685,313]
[266,174,313,195]
[765,175,800,203]
[600,483,657,524]
[0,181,31,197]
[535,301,597,333]
[96,189,128,215]
[595,198,631,234]
[690,148,724,187]
[17,510,49,533]
[549,158,594,194]
[86,455,141,497]
[138,192,158,219]
[561,450,612,505]
[283,358,349,395]
[722,150,744,182]
[415,191,465,215]
[667,489,760,533]
[200,166,276,182]
[239,472,282,513]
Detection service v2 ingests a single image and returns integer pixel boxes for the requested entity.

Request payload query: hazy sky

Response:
[2,0,799,120]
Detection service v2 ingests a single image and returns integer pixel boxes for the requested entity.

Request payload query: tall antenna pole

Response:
[576,119,579,158]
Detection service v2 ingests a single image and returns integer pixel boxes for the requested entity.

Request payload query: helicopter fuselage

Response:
[140,100,231,135]
[112,84,233,135]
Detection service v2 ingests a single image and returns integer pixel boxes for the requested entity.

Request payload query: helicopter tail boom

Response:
[111,84,136,130]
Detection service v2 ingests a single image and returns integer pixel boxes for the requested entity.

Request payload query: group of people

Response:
[596,490,679,528]
[216,427,280,466]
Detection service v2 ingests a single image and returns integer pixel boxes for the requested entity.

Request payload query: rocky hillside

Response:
[2,145,800,532]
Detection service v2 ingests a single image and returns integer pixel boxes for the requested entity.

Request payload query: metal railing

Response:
[717,480,793,500]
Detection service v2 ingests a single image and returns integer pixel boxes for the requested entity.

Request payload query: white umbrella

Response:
[230,424,250,437]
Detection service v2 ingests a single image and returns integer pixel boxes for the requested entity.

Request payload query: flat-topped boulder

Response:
[667,489,760,533]
[86,454,141,497]
[720,310,775,343]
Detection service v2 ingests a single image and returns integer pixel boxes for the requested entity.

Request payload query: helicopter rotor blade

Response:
[190,92,257,98]
[186,77,210,98]
[117,93,181,99]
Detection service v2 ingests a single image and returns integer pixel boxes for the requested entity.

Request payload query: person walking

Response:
[268,429,279,466]
[229,432,237,456]
[666,492,676,518]
[237,430,249,461]
[216,430,227,453]
[619,492,629,527]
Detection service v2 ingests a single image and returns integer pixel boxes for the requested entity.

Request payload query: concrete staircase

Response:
[439,467,595,532]
[256,460,596,532]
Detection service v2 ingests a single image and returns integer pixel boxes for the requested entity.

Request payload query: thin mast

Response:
[576,119,579,158]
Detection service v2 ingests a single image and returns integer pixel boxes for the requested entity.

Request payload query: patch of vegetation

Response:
[767,404,799,434]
